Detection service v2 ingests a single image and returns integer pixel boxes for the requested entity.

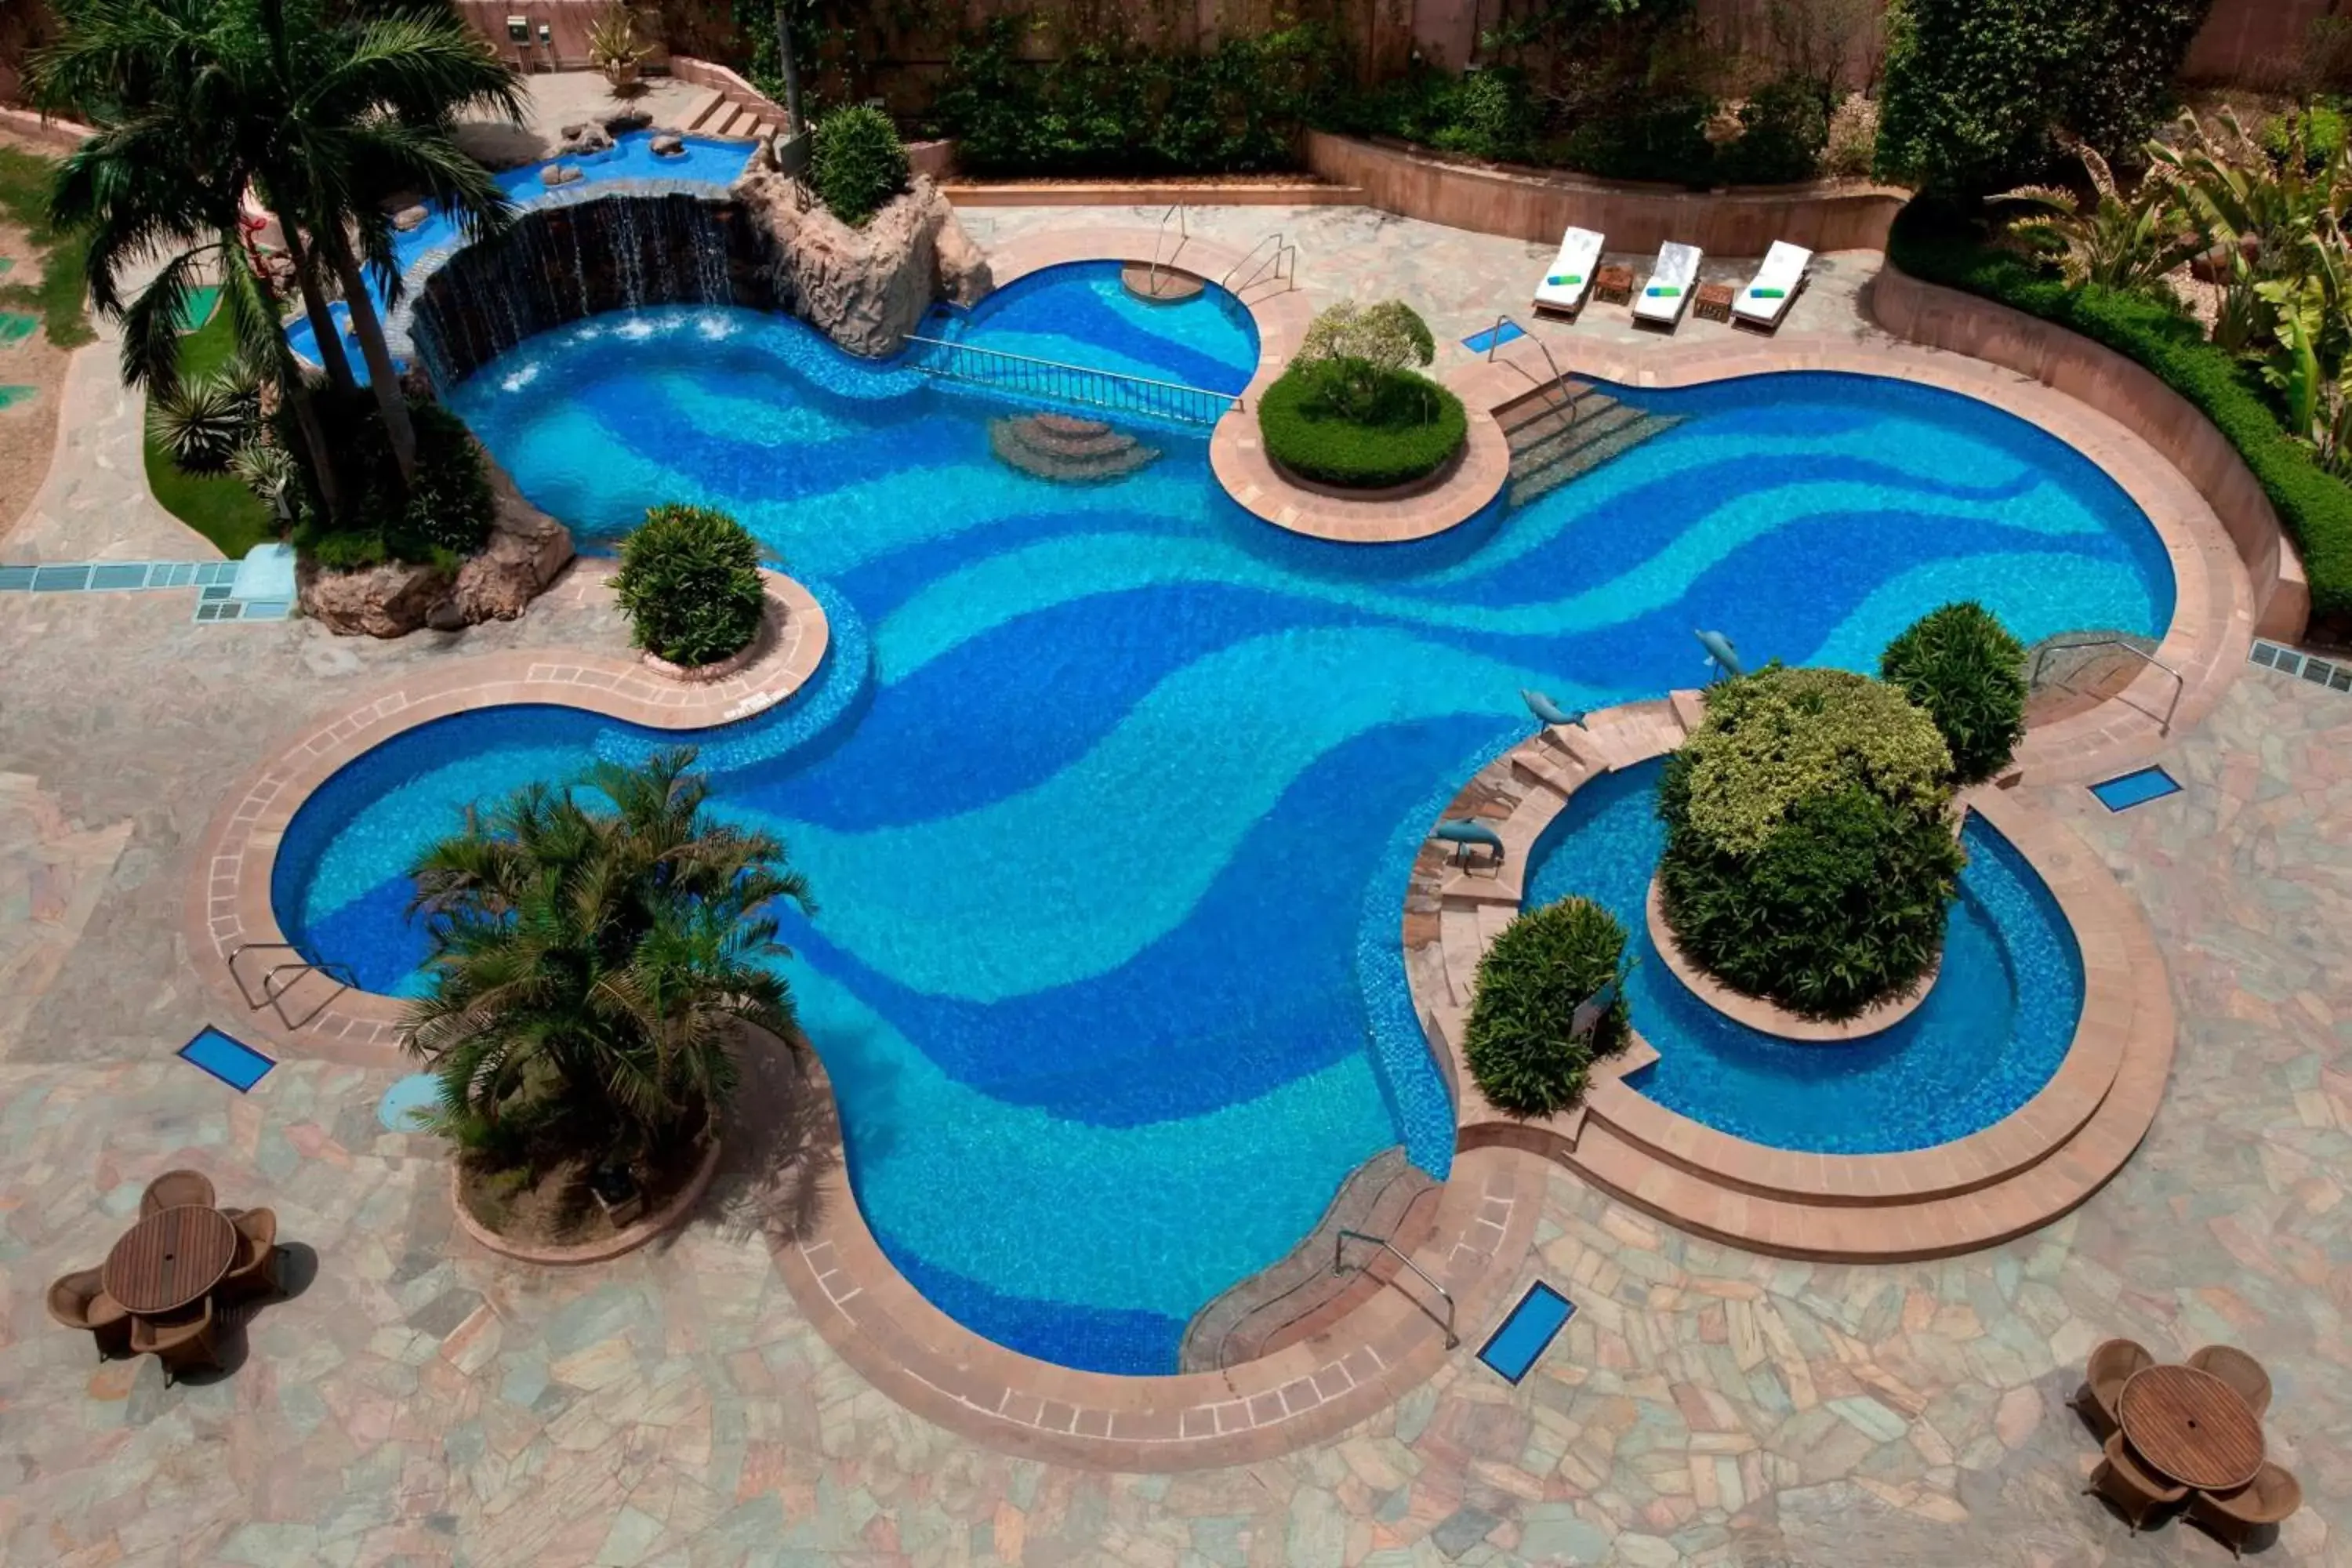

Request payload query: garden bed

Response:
[1257,362,1466,491]
[454,1132,720,1263]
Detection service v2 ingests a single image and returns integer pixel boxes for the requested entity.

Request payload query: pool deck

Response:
[0,205,2345,1563]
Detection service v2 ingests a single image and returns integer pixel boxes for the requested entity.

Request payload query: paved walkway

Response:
[0,208,2343,1566]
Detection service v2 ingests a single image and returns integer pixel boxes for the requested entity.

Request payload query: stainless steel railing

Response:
[902,334,1240,426]
[2029,634,2186,732]
[1335,1227,1457,1348]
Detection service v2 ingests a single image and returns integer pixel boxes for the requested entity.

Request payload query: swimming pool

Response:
[278,269,2173,1373]
[1523,759,2085,1153]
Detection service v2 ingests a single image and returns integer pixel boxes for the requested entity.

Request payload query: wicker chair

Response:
[2190,1461,2303,1559]
[2188,1344,2273,1418]
[139,1168,216,1215]
[219,1207,279,1301]
[2085,1432,2187,1534]
[2074,1338,2154,1439]
[45,1268,132,1359]
[130,1296,219,1386]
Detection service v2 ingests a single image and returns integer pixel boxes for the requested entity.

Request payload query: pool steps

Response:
[988,412,1162,483]
[1501,381,1686,507]
[677,87,779,143]
[1405,696,2175,1261]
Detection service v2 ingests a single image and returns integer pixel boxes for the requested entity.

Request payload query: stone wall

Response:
[1301,131,1912,260]
[1870,261,2307,644]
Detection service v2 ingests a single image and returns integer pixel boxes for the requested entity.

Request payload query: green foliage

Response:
[1879,602,2029,788]
[1657,666,1962,1019]
[1256,362,1467,491]
[140,306,273,557]
[1557,94,1716,186]
[2263,103,2348,170]
[1659,775,1966,1018]
[931,16,1341,178]
[288,391,492,568]
[0,142,93,348]
[1991,139,2207,295]
[1430,68,1538,163]
[612,503,768,667]
[1875,0,2212,194]
[1670,666,1954,856]
[1889,201,2352,622]
[404,748,812,1172]
[147,369,260,475]
[1331,65,1537,165]
[1294,299,1437,419]
[1716,78,1832,187]
[1462,897,1629,1118]
[809,104,909,227]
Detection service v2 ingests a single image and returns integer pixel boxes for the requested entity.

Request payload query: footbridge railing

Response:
[902,335,1241,426]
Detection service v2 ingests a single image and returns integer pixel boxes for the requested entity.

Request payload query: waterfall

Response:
[409,192,759,387]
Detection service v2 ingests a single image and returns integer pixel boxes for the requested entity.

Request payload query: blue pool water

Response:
[284,131,753,378]
[930,262,1259,394]
[1523,760,2086,1152]
[279,276,2165,1372]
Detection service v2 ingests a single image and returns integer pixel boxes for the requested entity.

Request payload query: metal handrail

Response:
[2029,633,2186,731]
[227,940,359,1030]
[1486,313,1577,430]
[1335,1228,1457,1348]
[1221,232,1297,294]
[1148,202,1188,297]
[902,333,1240,426]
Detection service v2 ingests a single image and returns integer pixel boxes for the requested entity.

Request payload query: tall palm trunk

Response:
[274,216,354,396]
[321,225,419,481]
[285,376,344,522]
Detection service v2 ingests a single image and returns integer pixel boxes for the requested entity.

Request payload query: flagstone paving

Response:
[0,211,2347,1564]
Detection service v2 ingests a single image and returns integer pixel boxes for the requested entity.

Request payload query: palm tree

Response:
[34,0,523,485]
[403,750,814,1172]
[1988,135,2203,295]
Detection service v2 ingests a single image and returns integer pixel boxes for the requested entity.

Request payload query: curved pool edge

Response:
[185,566,829,1066]
[1456,330,2250,788]
[1403,698,2177,1262]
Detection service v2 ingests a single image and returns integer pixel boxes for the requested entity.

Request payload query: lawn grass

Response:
[143,307,275,559]
[0,140,94,349]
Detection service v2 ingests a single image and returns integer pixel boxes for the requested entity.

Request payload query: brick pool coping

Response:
[182,567,826,1067]
[1405,698,2177,1261]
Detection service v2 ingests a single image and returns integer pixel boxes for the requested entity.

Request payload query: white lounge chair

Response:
[1532,227,1605,318]
[1733,241,1812,332]
[1632,241,1703,330]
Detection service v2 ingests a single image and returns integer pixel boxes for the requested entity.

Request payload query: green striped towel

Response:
[1645,285,1681,298]
[1545,273,1582,286]
[1748,286,1787,299]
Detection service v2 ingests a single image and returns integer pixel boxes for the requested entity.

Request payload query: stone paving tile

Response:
[0,211,2345,1565]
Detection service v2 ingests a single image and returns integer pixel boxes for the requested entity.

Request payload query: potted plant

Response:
[587,3,651,89]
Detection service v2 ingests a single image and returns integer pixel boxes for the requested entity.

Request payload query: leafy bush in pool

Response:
[1880,601,2029,787]
[1258,299,1466,488]
[1658,666,1964,1019]
[811,104,909,227]
[1464,896,1629,1117]
[613,503,768,667]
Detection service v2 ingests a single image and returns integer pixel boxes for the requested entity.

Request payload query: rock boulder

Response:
[604,106,655,133]
[650,132,685,157]
[730,167,993,358]
[392,203,430,232]
[541,162,583,187]
[297,453,575,637]
[558,122,616,156]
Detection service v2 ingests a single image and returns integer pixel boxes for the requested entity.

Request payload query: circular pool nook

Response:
[260,246,2183,1380]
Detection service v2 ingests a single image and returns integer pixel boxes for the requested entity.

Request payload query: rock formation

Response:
[297,452,575,637]
[650,132,684,157]
[558,122,616,157]
[540,162,583,187]
[730,165,991,357]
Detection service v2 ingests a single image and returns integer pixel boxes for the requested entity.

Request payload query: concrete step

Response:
[680,88,726,132]
[1508,399,1642,477]
[1510,412,1686,508]
[1498,381,1602,437]
[989,416,1160,483]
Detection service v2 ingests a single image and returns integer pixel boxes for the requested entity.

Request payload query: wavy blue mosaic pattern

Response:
[277,270,2171,1373]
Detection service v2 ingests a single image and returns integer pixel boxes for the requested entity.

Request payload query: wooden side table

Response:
[2118,1364,2266,1492]
[1694,281,1737,323]
[103,1206,238,1316]
[1594,264,1635,306]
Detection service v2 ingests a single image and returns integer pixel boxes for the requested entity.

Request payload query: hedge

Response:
[1462,896,1628,1117]
[1888,201,2352,621]
[1257,361,1467,489]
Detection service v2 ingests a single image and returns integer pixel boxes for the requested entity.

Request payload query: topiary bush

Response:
[1880,601,2029,786]
[1463,896,1629,1117]
[1657,666,1964,1018]
[612,503,768,667]
[810,104,909,227]
[1257,362,1468,489]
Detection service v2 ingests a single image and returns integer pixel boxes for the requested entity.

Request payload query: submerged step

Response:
[1510,412,1686,507]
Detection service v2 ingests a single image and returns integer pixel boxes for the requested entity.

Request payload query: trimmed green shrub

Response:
[1657,666,1962,1018]
[1463,896,1629,1117]
[1880,601,2029,787]
[1718,78,1832,187]
[1889,200,2352,622]
[810,105,909,227]
[612,503,767,667]
[1257,362,1467,490]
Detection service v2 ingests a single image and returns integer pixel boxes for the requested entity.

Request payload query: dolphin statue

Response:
[1520,688,1585,728]
[1694,628,1744,681]
[1570,971,1625,1040]
[1432,818,1505,866]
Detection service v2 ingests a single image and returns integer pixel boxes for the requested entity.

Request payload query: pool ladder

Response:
[1336,1227,1458,1348]
[1484,313,1577,431]
[1222,232,1299,295]
[2030,633,2185,732]
[227,941,359,1031]
[1145,203,1188,299]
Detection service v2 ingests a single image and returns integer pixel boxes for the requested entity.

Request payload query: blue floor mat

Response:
[2089,766,2181,811]
[178,1025,276,1091]
[1479,1281,1575,1383]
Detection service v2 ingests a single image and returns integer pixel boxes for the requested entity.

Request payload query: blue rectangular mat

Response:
[179,1026,275,1091]
[2089,766,2181,812]
[1479,1281,1575,1383]
[1461,320,1526,355]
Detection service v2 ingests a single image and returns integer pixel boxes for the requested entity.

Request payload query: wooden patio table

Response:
[2118,1364,2266,1493]
[102,1204,238,1316]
